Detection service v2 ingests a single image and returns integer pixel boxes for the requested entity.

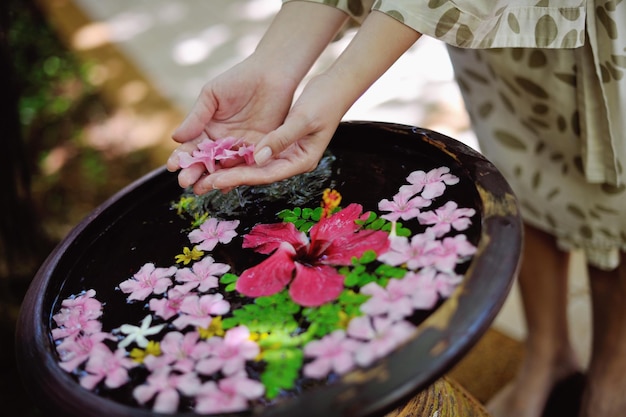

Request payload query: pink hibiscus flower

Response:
[400,167,460,199]
[174,255,230,293]
[195,326,260,376]
[236,203,390,307]
[118,263,176,301]
[302,330,360,378]
[194,372,265,414]
[417,201,476,238]
[188,218,240,252]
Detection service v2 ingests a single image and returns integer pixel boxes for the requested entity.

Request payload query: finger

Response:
[253,113,315,166]
[171,85,218,143]
[178,164,207,189]
[166,134,210,171]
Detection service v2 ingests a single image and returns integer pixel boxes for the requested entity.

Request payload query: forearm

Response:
[313,10,422,116]
[250,1,350,84]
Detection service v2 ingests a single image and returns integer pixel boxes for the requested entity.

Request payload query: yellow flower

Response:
[129,340,161,363]
[321,188,342,217]
[175,246,204,265]
[198,316,225,339]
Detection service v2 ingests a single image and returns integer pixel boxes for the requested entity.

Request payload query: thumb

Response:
[172,87,217,143]
[254,114,314,166]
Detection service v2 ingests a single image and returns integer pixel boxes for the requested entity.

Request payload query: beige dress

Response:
[286,0,626,270]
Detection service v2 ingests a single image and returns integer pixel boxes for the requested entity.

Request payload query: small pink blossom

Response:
[56,332,112,372]
[430,234,477,272]
[302,330,360,378]
[172,294,230,330]
[178,137,255,174]
[400,167,459,199]
[347,316,415,367]
[175,255,229,293]
[195,326,260,376]
[402,270,441,310]
[188,218,240,252]
[52,289,104,340]
[195,372,265,414]
[80,344,136,390]
[149,287,187,320]
[377,231,440,270]
[133,367,201,413]
[144,331,211,373]
[417,201,476,237]
[119,263,176,302]
[359,280,415,321]
[378,188,431,221]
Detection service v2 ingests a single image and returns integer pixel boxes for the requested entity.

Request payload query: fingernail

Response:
[254,147,272,166]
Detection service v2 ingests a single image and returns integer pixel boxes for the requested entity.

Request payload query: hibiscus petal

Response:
[243,223,307,254]
[323,229,390,265]
[236,246,296,297]
[288,263,344,307]
[309,203,362,243]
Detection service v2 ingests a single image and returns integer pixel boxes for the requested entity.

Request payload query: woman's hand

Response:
[166,57,298,192]
[166,1,350,194]
[190,10,422,192]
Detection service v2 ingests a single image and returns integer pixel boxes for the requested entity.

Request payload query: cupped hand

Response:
[185,73,348,194]
[166,57,298,189]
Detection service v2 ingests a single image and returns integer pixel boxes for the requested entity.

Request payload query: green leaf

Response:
[261,348,303,399]
[220,273,238,284]
[359,250,377,264]
[293,207,302,216]
[311,207,323,221]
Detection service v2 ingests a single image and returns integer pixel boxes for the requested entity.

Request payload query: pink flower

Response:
[56,332,112,372]
[188,218,240,252]
[417,201,476,238]
[195,326,260,376]
[195,372,265,414]
[378,188,431,221]
[51,289,104,340]
[178,137,255,174]
[430,234,477,272]
[119,263,176,301]
[377,231,440,270]
[80,344,136,390]
[400,167,459,199]
[145,331,210,373]
[172,294,230,330]
[236,204,390,307]
[401,270,441,309]
[149,287,187,320]
[347,316,415,366]
[359,280,415,321]
[302,330,360,378]
[133,367,201,413]
[174,255,229,293]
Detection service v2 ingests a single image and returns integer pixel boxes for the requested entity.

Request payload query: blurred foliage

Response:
[7,0,94,130]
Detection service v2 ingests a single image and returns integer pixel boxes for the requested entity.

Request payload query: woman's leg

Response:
[580,255,626,417]
[487,224,582,417]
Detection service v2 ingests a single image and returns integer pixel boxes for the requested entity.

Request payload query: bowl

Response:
[16,121,522,417]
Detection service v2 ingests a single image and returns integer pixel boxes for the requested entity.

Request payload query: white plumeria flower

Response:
[117,315,165,349]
